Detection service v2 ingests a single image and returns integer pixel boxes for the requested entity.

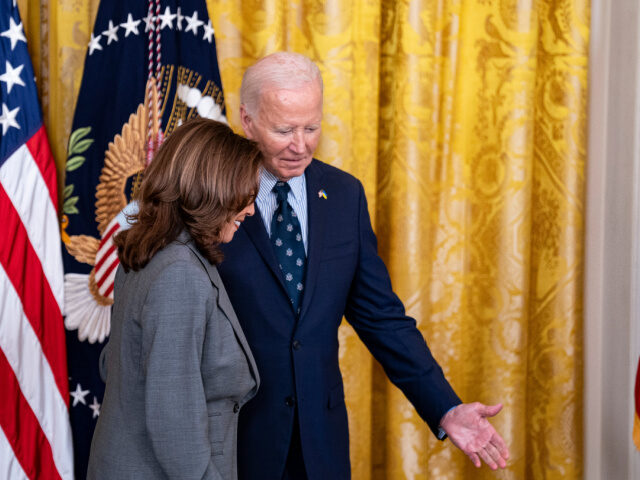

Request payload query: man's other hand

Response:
[439,402,509,470]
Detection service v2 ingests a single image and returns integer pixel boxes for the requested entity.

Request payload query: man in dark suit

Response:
[218,52,509,480]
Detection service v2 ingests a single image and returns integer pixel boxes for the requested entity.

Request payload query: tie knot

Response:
[272,181,291,204]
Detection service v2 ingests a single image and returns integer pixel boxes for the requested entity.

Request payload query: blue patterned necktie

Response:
[271,181,306,314]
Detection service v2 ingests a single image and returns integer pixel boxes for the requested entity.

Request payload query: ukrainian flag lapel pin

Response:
[318,189,327,199]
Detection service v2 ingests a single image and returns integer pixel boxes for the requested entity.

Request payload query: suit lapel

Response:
[300,160,327,319]
[241,205,288,295]
[237,161,327,320]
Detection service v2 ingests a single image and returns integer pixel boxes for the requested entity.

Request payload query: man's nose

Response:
[289,131,305,154]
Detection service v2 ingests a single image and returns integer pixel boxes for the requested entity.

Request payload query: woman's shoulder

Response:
[148,240,207,276]
[114,235,217,315]
[117,231,218,295]
[142,249,215,308]
[151,238,194,263]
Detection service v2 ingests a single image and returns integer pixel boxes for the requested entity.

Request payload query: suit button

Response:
[285,396,295,407]
[292,340,301,350]
[233,403,239,413]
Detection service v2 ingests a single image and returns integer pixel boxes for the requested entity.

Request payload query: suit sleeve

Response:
[140,260,223,480]
[344,181,462,437]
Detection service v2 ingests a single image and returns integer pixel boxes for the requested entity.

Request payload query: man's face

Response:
[240,81,322,181]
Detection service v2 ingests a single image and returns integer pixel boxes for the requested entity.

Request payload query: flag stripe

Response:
[98,262,117,298]
[0,427,29,480]
[94,243,117,274]
[0,348,62,480]
[1,4,73,479]
[25,126,59,211]
[99,222,120,248]
[0,142,64,309]
[0,184,68,403]
[103,277,115,298]
[96,257,118,289]
[0,265,74,480]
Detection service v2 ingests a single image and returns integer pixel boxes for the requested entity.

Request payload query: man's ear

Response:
[239,104,254,139]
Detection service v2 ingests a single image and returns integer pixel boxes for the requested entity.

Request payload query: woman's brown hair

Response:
[114,118,262,271]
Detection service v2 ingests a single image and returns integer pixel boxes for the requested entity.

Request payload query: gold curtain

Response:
[22,0,588,478]
[18,0,99,198]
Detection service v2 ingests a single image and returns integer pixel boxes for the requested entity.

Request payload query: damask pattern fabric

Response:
[25,0,588,478]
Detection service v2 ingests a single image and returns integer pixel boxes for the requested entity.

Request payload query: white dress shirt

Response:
[255,168,308,254]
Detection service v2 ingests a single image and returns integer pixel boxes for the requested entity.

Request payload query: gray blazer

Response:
[87,232,260,480]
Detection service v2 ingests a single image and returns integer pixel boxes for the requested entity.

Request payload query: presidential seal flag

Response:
[61,0,227,476]
[0,1,74,479]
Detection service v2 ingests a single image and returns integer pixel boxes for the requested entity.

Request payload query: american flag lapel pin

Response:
[318,189,327,199]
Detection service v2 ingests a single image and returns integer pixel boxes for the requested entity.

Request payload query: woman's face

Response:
[221,202,255,243]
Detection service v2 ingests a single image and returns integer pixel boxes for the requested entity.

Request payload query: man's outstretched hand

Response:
[439,402,509,470]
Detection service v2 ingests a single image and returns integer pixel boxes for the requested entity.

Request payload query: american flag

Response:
[0,1,74,479]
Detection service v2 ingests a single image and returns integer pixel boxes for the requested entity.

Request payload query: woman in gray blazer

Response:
[87,119,262,480]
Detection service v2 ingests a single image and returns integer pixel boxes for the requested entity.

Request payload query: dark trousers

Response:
[282,410,308,480]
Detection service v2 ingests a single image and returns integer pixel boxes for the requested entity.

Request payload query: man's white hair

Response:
[240,52,323,116]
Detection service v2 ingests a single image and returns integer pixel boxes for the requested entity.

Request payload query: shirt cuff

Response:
[437,405,458,440]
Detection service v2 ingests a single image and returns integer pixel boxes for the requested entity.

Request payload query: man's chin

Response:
[275,161,309,180]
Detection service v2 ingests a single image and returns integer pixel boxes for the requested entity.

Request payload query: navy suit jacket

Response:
[218,159,461,480]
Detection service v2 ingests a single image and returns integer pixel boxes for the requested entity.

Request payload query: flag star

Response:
[88,33,102,55]
[286,248,293,257]
[203,20,214,43]
[275,238,283,246]
[158,6,176,30]
[102,20,119,45]
[89,396,101,418]
[286,273,293,281]
[143,12,156,32]
[184,11,204,34]
[1,17,26,51]
[176,7,184,31]
[286,224,293,232]
[0,61,25,93]
[0,103,20,135]
[297,283,304,291]
[296,233,301,241]
[277,214,283,222]
[296,258,303,266]
[120,14,141,37]
[70,383,90,407]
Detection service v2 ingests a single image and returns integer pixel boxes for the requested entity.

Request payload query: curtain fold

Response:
[26,0,588,477]
[18,0,99,199]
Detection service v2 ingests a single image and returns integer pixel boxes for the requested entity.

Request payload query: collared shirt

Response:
[255,168,308,253]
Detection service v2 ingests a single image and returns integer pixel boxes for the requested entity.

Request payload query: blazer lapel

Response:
[208,267,260,388]
[184,238,260,385]
[299,160,327,319]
